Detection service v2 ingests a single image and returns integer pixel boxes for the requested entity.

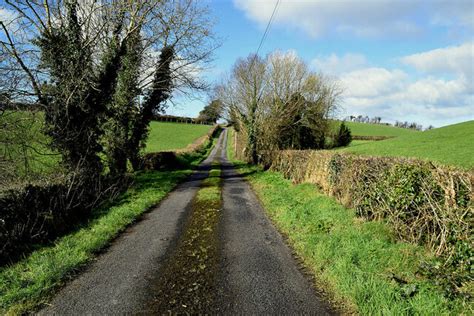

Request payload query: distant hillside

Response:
[334,121,418,137]
[338,120,474,169]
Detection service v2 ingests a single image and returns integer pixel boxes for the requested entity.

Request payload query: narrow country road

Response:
[41,129,334,315]
[217,130,332,314]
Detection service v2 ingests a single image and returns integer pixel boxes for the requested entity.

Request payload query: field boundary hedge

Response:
[233,130,472,294]
[352,135,394,141]
[262,149,472,255]
[0,174,128,265]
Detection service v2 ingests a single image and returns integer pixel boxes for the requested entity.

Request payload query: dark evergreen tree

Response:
[334,122,352,147]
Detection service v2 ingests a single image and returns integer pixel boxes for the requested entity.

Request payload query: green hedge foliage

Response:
[263,150,473,296]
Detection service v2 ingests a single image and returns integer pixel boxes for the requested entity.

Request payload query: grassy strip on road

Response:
[148,163,222,314]
[226,129,470,315]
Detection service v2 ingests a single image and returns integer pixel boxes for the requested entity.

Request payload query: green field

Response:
[339,120,474,169]
[334,121,418,137]
[0,113,213,186]
[145,122,213,152]
[0,111,61,184]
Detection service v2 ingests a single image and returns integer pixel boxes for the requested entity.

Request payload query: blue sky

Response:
[169,0,474,128]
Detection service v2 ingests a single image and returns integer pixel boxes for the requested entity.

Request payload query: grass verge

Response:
[226,128,471,315]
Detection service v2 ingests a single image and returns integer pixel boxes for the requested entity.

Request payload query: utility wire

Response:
[255,0,280,57]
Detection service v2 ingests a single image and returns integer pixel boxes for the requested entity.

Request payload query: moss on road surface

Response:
[149,163,223,314]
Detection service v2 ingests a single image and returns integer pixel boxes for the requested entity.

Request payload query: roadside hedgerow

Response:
[257,149,472,298]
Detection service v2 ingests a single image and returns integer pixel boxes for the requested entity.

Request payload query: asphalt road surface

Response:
[41,129,334,315]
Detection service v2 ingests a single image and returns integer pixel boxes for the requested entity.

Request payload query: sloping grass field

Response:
[340,121,418,137]
[340,120,474,169]
[0,112,213,184]
[145,122,213,152]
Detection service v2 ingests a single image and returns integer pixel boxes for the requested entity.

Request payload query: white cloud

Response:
[339,69,473,126]
[340,68,407,98]
[311,53,367,74]
[401,42,474,79]
[320,47,474,126]
[234,0,473,39]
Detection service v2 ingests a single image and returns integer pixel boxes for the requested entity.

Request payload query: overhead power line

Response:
[255,0,280,57]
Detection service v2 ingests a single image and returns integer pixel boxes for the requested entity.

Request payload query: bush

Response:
[333,122,352,147]
[0,175,128,266]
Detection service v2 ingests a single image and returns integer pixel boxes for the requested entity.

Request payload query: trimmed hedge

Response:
[0,175,128,265]
[264,150,473,256]
[256,148,473,296]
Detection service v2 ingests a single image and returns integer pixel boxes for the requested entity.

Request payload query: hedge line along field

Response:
[333,121,418,137]
[339,120,474,169]
[145,121,213,153]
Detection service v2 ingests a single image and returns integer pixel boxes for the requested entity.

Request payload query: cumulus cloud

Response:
[234,0,472,38]
[340,68,407,98]
[340,76,473,126]
[401,42,474,79]
[318,47,473,126]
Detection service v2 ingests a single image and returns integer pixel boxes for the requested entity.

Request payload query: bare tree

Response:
[217,54,267,164]
[218,51,340,162]
[262,51,339,150]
